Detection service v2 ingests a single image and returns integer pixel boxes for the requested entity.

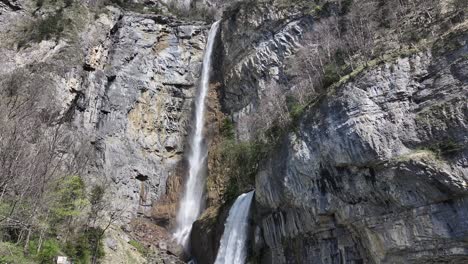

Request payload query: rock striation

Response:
[0,2,209,221]
[1,0,468,263]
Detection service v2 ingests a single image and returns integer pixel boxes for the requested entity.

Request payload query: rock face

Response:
[219,1,313,140]
[256,46,468,263]
[2,0,468,263]
[209,1,468,264]
[75,11,208,220]
[0,1,208,221]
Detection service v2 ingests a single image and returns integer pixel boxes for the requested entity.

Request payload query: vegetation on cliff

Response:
[228,0,466,138]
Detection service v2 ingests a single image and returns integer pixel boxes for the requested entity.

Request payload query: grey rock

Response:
[0,2,210,222]
[212,2,468,264]
[106,237,118,251]
[254,49,468,263]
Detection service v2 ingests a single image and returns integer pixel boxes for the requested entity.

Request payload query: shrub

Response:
[0,242,35,264]
[286,95,305,124]
[52,175,88,221]
[64,227,105,264]
[104,0,161,14]
[220,140,268,201]
[36,239,60,264]
[427,140,463,158]
[323,63,341,88]
[220,118,235,140]
[165,0,216,22]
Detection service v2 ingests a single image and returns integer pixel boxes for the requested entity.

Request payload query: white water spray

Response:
[214,191,255,264]
[174,21,221,250]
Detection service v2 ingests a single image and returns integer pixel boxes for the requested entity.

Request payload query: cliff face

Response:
[209,0,468,263]
[256,47,468,263]
[0,0,208,221]
[1,0,467,263]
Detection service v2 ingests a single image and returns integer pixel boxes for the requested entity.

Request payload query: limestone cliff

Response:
[194,0,468,263]
[0,0,208,261]
[1,0,467,263]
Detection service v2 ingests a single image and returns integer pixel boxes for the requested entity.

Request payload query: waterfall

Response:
[173,20,221,250]
[214,191,255,264]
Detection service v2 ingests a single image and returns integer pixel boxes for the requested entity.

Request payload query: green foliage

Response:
[36,239,60,264]
[90,185,105,207]
[220,118,235,140]
[340,0,353,15]
[165,1,216,22]
[0,242,35,264]
[64,227,105,264]
[128,240,148,256]
[220,140,268,202]
[18,11,70,48]
[274,0,320,14]
[104,0,162,14]
[33,0,74,9]
[286,96,306,125]
[16,7,75,49]
[0,173,108,263]
[52,175,88,221]
[35,12,67,40]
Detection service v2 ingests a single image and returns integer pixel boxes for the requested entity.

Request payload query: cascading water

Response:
[214,191,255,264]
[173,20,221,250]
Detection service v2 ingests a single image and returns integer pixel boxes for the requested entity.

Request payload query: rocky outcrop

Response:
[2,0,467,263]
[194,1,468,263]
[0,0,210,261]
[1,2,209,221]
[255,29,468,264]
[219,1,313,140]
[76,10,208,220]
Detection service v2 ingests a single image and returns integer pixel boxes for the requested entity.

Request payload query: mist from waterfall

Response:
[173,20,220,250]
[214,191,255,264]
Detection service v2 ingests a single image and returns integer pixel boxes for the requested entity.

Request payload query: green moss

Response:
[128,240,148,256]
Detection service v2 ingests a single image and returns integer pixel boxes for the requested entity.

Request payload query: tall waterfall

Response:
[174,20,221,250]
[214,191,255,264]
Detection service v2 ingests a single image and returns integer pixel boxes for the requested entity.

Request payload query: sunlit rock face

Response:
[76,13,208,220]
[0,2,209,221]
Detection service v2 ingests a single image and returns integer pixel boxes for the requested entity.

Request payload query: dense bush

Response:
[165,0,216,22]
[220,118,235,140]
[103,0,162,14]
[219,139,268,202]
[36,239,61,263]
[64,227,105,264]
